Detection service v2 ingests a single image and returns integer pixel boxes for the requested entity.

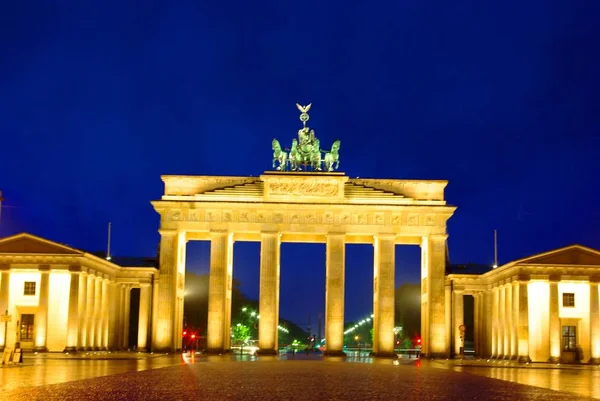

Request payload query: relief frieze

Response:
[268,182,340,197]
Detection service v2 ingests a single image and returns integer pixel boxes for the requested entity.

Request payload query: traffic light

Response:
[183,330,187,337]
[191,334,196,339]
[417,338,421,344]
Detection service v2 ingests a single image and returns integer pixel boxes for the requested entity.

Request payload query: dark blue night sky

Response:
[1,1,599,325]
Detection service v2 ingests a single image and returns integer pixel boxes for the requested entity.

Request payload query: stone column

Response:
[107,282,118,349]
[589,278,600,363]
[423,234,449,357]
[34,267,50,351]
[115,284,124,349]
[0,269,9,350]
[453,290,464,357]
[485,290,493,358]
[324,233,346,356]
[137,284,152,351]
[152,230,186,352]
[257,232,281,355]
[101,279,109,349]
[207,231,234,353]
[505,284,512,359]
[372,234,395,357]
[517,277,531,363]
[94,276,103,350]
[498,285,505,358]
[492,286,499,357]
[85,273,96,350]
[123,285,131,349]
[77,272,88,350]
[511,281,519,359]
[473,293,480,357]
[64,268,80,352]
[548,276,560,362]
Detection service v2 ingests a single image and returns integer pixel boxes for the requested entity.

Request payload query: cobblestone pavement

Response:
[1,353,598,400]
[431,359,600,400]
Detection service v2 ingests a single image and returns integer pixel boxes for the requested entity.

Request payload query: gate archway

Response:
[151,171,455,357]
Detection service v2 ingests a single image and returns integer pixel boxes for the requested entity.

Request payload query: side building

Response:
[0,233,157,352]
[447,244,600,363]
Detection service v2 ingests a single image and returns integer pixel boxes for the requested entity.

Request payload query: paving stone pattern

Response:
[2,357,595,401]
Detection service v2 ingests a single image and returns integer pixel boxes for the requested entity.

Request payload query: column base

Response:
[510,355,518,360]
[205,348,230,355]
[63,346,78,353]
[425,352,449,359]
[323,350,347,357]
[517,356,531,363]
[136,347,149,353]
[588,357,600,364]
[548,356,560,363]
[370,351,398,359]
[256,349,278,356]
[33,346,48,352]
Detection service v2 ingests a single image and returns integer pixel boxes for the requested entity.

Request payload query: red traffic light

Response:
[417,338,421,344]
[191,334,196,339]
[182,331,187,336]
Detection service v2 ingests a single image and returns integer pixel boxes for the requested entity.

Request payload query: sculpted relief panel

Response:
[269,182,339,197]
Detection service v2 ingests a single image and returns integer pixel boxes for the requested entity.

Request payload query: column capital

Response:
[38,264,51,272]
[428,234,448,242]
[589,276,600,284]
[517,274,530,282]
[548,274,561,283]
[260,231,280,237]
[158,229,178,236]
[0,264,10,271]
[374,233,396,241]
[68,264,82,273]
[326,232,346,239]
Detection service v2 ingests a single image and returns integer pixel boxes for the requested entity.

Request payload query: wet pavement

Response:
[1,352,599,400]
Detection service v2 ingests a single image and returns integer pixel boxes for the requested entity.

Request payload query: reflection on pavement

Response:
[430,360,600,400]
[0,354,183,392]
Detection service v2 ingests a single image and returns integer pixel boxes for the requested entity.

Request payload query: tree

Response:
[232,324,251,346]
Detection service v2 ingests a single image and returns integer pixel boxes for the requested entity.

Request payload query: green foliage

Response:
[232,324,251,345]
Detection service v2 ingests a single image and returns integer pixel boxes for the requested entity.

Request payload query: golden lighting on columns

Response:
[207,231,234,353]
[372,234,396,358]
[517,277,531,363]
[548,276,561,362]
[64,268,80,352]
[257,232,281,355]
[153,230,184,351]
[589,278,600,364]
[425,234,449,357]
[34,267,50,351]
[138,284,152,351]
[0,269,10,349]
[324,233,346,356]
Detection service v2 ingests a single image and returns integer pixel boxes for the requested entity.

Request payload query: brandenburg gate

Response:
[150,105,456,357]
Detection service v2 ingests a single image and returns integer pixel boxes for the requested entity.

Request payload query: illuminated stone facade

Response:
[151,172,456,357]
[448,245,600,363]
[0,233,156,352]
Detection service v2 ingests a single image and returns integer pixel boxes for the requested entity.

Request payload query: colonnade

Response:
[154,229,449,357]
[452,277,600,363]
[0,267,152,352]
[64,269,153,351]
